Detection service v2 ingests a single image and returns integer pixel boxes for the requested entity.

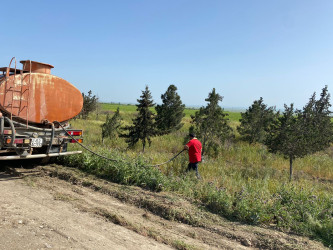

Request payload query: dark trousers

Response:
[187,162,200,178]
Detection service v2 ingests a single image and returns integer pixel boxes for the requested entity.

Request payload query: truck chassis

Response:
[0,116,82,160]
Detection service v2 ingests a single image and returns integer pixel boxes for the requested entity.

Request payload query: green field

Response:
[64,103,333,247]
[100,103,241,119]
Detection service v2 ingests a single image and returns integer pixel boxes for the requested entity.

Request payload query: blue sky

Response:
[1,0,333,110]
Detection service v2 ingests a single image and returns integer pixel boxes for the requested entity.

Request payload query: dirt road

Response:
[0,164,327,249]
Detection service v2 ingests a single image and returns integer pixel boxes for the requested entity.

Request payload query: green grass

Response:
[100,102,241,121]
[65,103,333,247]
[101,103,138,113]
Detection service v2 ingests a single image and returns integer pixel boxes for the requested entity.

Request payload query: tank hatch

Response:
[20,60,54,74]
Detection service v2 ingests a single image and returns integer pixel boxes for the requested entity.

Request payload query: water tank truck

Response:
[0,57,83,160]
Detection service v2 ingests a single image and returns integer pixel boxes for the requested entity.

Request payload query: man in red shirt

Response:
[184,133,202,178]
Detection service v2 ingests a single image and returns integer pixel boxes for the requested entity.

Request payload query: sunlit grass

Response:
[100,102,241,121]
[73,104,333,182]
[66,103,333,247]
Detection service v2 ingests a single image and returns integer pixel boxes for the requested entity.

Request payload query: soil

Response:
[0,163,327,250]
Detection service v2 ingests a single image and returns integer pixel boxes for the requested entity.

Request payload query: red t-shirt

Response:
[186,138,202,163]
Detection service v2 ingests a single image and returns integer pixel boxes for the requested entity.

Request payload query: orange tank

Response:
[0,59,83,124]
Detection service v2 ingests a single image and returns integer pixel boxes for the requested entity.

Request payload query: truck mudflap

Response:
[0,151,82,160]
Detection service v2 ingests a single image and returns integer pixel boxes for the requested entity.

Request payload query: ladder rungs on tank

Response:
[3,57,30,127]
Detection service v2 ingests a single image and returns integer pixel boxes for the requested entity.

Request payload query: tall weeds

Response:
[63,104,333,247]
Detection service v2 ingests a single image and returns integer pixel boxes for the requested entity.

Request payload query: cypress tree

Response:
[237,97,278,144]
[265,104,306,180]
[101,107,122,143]
[120,86,156,152]
[155,84,185,135]
[265,86,333,180]
[80,90,98,119]
[301,85,333,154]
[191,88,233,156]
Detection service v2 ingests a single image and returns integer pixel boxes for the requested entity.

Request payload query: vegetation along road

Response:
[1,85,332,249]
[0,164,327,249]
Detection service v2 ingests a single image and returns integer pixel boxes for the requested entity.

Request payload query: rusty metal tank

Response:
[0,59,83,124]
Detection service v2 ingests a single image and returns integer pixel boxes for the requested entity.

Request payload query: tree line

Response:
[237,86,333,180]
[81,85,333,180]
